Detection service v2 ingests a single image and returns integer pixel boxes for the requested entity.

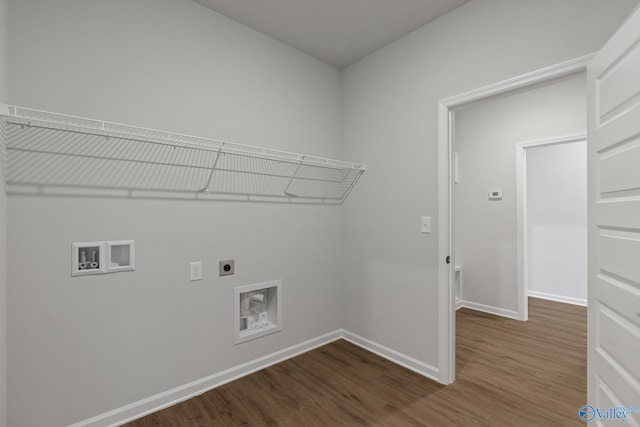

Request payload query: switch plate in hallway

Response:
[421,216,431,234]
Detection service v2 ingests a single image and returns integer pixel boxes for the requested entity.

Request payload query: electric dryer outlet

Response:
[220,260,235,276]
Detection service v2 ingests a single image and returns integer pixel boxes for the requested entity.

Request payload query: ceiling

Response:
[193,0,472,68]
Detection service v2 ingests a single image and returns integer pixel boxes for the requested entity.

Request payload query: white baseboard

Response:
[455,298,464,310]
[70,330,343,427]
[341,329,439,382]
[457,300,519,320]
[70,328,443,427]
[528,290,587,307]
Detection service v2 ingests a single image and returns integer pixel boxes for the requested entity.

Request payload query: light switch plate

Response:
[421,216,431,234]
[190,261,202,281]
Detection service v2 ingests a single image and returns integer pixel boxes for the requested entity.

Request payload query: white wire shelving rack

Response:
[0,104,365,203]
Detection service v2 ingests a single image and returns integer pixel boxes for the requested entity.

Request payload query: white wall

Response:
[7,1,344,426]
[454,75,586,312]
[526,141,587,304]
[6,0,639,424]
[342,0,636,368]
[0,0,8,425]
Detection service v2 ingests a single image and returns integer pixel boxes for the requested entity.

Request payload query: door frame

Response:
[437,53,595,385]
[516,134,588,319]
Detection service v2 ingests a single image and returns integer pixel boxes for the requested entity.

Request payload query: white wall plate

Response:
[106,240,135,273]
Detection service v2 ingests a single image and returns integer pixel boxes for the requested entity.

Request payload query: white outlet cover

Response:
[189,261,202,281]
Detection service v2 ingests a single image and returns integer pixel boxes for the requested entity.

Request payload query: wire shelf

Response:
[0,104,365,203]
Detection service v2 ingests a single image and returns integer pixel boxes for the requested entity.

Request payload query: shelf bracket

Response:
[340,169,365,202]
[283,156,305,197]
[201,145,224,193]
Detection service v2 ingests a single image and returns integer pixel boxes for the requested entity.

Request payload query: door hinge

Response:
[446,256,450,264]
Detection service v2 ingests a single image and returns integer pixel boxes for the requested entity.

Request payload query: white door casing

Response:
[437,54,594,385]
[587,5,640,425]
[515,133,587,318]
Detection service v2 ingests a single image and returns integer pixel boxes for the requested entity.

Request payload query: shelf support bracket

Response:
[201,145,224,193]
[340,169,365,202]
[283,156,305,197]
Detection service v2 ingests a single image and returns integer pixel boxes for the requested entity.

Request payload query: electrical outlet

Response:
[219,259,234,276]
[189,261,202,281]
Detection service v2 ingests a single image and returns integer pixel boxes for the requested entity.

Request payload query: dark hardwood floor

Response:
[125,297,586,426]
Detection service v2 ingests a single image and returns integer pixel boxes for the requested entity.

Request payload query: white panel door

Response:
[587,5,640,426]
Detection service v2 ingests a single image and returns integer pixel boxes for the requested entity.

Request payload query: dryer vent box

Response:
[234,280,282,344]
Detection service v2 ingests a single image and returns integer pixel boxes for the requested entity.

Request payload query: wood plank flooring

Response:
[125,297,586,426]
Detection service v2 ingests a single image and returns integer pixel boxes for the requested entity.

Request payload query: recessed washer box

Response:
[72,240,135,276]
[72,241,106,276]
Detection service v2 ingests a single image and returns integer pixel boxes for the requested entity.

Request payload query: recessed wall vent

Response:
[234,280,282,344]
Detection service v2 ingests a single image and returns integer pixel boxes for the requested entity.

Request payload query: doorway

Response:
[518,137,588,311]
[452,73,585,319]
[437,54,593,384]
